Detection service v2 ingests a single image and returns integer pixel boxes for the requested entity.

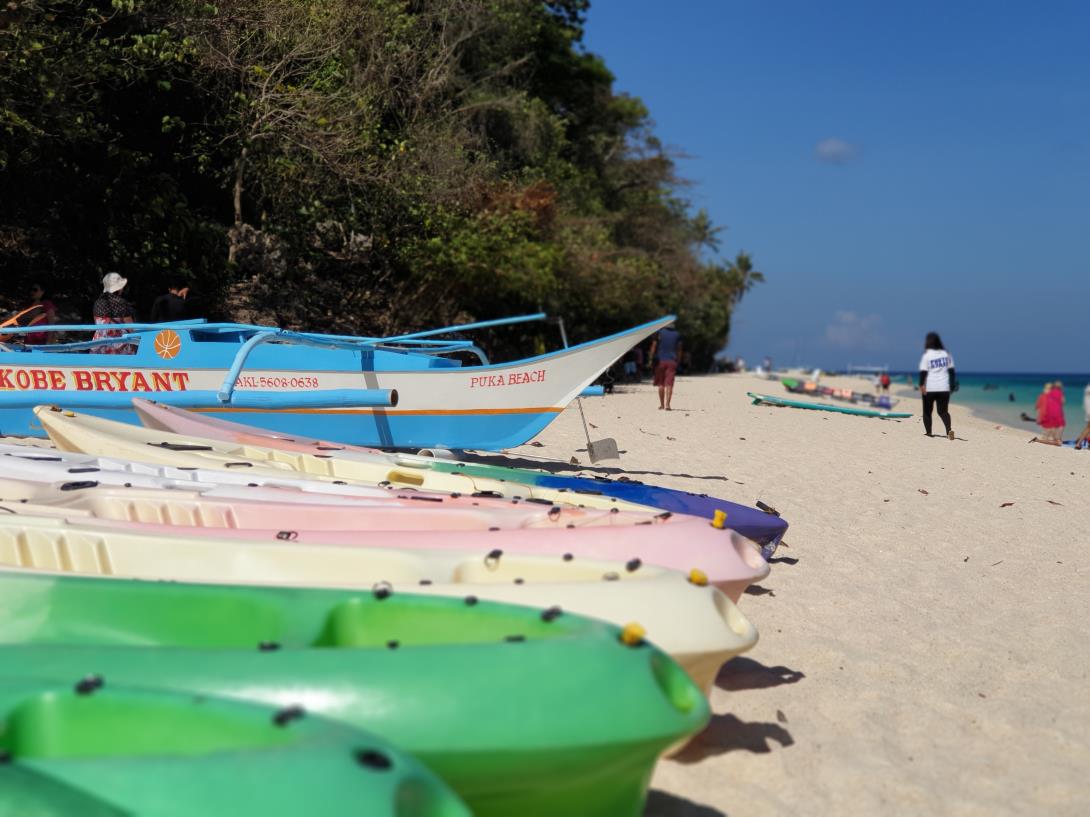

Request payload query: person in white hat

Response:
[92,273,136,354]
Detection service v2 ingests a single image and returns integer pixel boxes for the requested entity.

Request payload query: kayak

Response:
[0,442,568,505]
[749,392,912,419]
[0,314,669,450]
[134,399,790,547]
[0,571,706,817]
[36,407,652,513]
[0,677,467,817]
[0,515,757,693]
[0,473,659,532]
[0,481,769,600]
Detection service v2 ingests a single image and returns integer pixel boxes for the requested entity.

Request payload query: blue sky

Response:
[582,0,1090,372]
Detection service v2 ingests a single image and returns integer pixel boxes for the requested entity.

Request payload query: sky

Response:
[582,0,1090,372]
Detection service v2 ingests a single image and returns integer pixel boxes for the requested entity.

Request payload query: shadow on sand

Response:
[643,790,727,816]
[715,657,806,692]
[742,584,774,597]
[460,451,733,482]
[672,714,795,765]
[768,555,799,565]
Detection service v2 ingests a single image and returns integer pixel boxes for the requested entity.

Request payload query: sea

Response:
[888,372,1090,432]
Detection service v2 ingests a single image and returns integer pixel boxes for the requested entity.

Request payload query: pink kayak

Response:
[0,478,668,533]
[25,505,771,601]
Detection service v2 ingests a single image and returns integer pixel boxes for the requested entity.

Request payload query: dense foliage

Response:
[0,0,762,366]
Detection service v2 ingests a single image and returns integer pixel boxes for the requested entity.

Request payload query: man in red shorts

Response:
[648,324,682,410]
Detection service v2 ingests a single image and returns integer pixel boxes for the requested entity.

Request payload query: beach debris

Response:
[527,441,545,447]
[568,456,579,465]
[1046,500,1063,506]
[776,710,788,724]
[999,502,1015,508]
[991,560,1003,567]
[666,436,676,441]
[918,489,929,495]
[588,423,597,429]
[963,556,969,562]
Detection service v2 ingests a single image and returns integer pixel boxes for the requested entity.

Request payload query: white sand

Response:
[506,372,1089,817]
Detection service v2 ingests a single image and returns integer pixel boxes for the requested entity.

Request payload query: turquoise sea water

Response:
[893,372,1090,431]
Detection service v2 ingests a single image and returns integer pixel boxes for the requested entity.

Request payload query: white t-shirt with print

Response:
[919,349,954,392]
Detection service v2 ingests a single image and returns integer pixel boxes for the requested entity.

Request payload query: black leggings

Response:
[922,391,951,435]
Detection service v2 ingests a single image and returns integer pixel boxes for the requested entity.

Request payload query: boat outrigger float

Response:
[0,314,671,449]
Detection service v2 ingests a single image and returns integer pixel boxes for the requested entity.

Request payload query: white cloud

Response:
[814,137,860,164]
[824,310,884,349]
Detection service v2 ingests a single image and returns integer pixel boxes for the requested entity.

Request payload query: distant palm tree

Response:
[727,251,764,304]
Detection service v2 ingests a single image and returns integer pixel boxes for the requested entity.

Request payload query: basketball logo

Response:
[154,329,182,360]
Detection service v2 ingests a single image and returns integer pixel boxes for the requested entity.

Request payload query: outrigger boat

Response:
[0,314,671,449]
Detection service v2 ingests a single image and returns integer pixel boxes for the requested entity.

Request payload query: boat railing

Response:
[0,313,548,406]
[0,313,545,354]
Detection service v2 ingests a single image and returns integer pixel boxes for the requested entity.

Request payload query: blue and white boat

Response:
[0,314,670,450]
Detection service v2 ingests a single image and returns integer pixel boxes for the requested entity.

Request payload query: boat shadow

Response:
[644,790,727,816]
[671,714,795,765]
[459,451,733,482]
[715,657,806,692]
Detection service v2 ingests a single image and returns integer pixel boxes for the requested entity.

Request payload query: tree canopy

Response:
[0,0,762,366]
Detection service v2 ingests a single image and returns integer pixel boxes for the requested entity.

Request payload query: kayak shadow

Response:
[671,714,794,764]
[460,452,732,482]
[643,790,727,816]
[715,657,805,692]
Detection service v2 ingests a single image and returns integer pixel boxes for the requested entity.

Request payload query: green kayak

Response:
[0,677,467,816]
[0,571,708,817]
[748,391,912,419]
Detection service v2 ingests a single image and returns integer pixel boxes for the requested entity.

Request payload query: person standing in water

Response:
[918,332,957,439]
[648,323,682,411]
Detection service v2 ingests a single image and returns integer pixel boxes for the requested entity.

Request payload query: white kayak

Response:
[35,407,651,512]
[0,514,756,694]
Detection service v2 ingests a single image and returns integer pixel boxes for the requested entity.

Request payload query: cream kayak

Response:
[0,514,757,693]
[0,480,767,599]
[36,407,652,512]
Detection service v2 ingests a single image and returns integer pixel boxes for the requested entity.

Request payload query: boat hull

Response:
[0,318,671,449]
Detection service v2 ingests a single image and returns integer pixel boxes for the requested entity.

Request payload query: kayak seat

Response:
[313,597,580,649]
[1,690,296,759]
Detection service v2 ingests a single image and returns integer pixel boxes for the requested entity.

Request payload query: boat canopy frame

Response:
[0,312,553,409]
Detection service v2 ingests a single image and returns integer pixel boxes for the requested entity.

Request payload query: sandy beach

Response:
[504,372,1090,817]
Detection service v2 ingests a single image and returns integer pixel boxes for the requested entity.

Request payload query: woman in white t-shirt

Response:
[918,332,957,439]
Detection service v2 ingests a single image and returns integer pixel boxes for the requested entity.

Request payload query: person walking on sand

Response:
[648,324,682,410]
[918,332,957,439]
